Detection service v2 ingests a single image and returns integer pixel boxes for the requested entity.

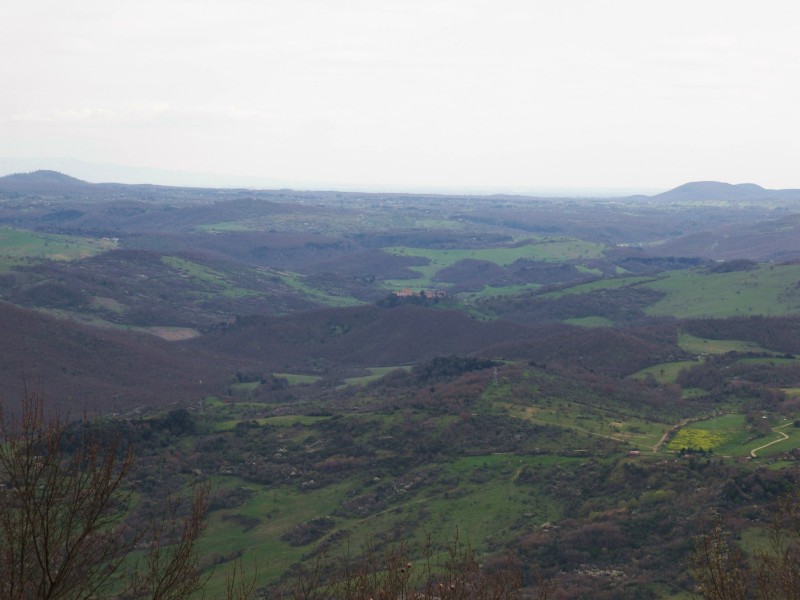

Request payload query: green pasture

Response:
[564,316,614,328]
[200,453,570,594]
[195,221,254,233]
[195,209,433,237]
[668,414,747,453]
[211,415,331,432]
[464,283,541,300]
[90,296,127,314]
[230,381,260,393]
[491,374,685,436]
[0,227,115,268]
[273,271,364,307]
[748,422,800,458]
[413,456,564,549]
[644,263,800,319]
[632,360,700,384]
[498,397,667,451]
[201,479,356,587]
[341,366,411,387]
[538,276,655,299]
[678,332,774,355]
[199,397,285,423]
[383,237,605,287]
[38,307,129,330]
[575,265,603,276]
[161,256,258,299]
[411,218,464,230]
[264,415,331,427]
[737,357,799,366]
[667,414,800,458]
[272,372,322,386]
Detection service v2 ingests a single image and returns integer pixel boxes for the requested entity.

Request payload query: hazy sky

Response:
[2,1,799,191]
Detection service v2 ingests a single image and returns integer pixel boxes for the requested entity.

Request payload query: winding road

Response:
[750,422,793,458]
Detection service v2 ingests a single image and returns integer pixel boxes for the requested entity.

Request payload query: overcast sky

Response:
[2,1,799,192]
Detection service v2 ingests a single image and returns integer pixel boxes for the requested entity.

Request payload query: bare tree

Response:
[752,491,800,600]
[0,390,210,600]
[690,493,800,600]
[124,484,210,600]
[276,531,547,600]
[688,520,749,600]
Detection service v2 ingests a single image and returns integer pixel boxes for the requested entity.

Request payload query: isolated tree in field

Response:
[0,390,209,600]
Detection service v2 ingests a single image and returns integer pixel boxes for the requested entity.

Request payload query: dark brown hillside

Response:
[194,304,535,371]
[684,315,800,354]
[0,301,233,414]
[5,248,320,326]
[489,322,687,377]
[479,286,664,325]
[433,258,591,292]
[645,214,800,261]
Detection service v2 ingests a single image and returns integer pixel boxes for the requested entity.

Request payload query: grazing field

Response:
[272,373,322,386]
[644,264,800,318]
[498,398,669,451]
[341,366,411,387]
[538,276,655,299]
[383,237,605,287]
[466,283,542,300]
[677,332,775,355]
[667,414,800,458]
[161,256,260,299]
[563,316,615,327]
[198,452,570,594]
[632,360,701,384]
[272,270,365,307]
[0,227,115,267]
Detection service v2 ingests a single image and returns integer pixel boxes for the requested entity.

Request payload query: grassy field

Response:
[465,283,542,300]
[272,373,322,386]
[677,332,774,355]
[382,237,605,288]
[537,276,655,299]
[199,453,571,595]
[161,256,259,299]
[272,270,365,307]
[341,366,411,387]
[644,264,800,318]
[497,396,668,451]
[564,316,615,328]
[632,360,701,384]
[667,414,800,458]
[0,227,116,269]
[194,208,456,237]
[212,414,331,432]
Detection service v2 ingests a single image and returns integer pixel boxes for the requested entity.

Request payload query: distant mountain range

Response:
[2,170,800,202]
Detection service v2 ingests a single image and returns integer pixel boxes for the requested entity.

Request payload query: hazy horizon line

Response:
[0,156,665,197]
